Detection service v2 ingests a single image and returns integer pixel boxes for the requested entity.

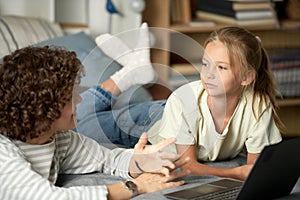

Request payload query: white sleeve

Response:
[0,141,109,200]
[59,132,132,179]
[157,93,195,145]
[245,105,282,153]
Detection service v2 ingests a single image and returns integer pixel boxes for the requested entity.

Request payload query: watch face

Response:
[125,180,138,197]
[125,180,137,190]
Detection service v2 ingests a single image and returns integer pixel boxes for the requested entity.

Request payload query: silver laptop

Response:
[165,137,300,200]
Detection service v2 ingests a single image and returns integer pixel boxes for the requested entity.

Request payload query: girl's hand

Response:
[234,164,253,180]
[130,132,180,177]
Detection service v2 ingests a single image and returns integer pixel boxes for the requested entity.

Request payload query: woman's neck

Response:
[26,131,55,145]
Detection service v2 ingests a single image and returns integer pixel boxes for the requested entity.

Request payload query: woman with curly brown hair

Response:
[0,46,189,200]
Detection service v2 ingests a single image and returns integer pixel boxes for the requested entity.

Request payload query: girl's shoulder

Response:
[240,89,271,113]
[166,80,204,115]
[171,80,204,100]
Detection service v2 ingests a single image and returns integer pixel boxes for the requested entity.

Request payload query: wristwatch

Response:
[124,180,139,198]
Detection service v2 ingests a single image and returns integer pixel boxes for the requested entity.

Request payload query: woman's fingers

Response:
[132,134,190,177]
[151,137,176,152]
[160,167,171,177]
[134,132,148,152]
[158,169,190,185]
[134,133,176,154]
[169,167,191,180]
[174,156,190,168]
[159,151,180,161]
[160,156,191,175]
[162,180,186,189]
[133,167,191,194]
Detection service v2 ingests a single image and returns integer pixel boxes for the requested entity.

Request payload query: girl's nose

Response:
[205,65,216,79]
[206,71,215,79]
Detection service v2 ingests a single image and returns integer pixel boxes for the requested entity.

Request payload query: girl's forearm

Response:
[182,159,241,179]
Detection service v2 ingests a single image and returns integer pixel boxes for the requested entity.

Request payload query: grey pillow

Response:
[1,31,152,104]
[34,31,153,105]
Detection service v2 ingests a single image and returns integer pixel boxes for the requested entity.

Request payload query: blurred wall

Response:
[0,0,143,36]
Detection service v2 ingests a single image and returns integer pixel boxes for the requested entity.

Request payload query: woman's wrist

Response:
[107,181,139,200]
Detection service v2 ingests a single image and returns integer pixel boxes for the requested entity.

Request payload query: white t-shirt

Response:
[149,81,282,161]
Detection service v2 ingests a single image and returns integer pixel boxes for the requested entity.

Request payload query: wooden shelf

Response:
[170,23,284,33]
[277,98,300,107]
[171,24,277,33]
[170,23,224,33]
[280,19,300,30]
[171,20,300,33]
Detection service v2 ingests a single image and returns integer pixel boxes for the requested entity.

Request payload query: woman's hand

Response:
[133,157,191,195]
[133,169,189,195]
[130,132,180,177]
[107,158,190,200]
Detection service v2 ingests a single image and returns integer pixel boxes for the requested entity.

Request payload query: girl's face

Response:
[51,91,82,132]
[201,40,243,99]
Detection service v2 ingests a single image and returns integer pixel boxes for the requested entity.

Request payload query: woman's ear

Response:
[241,70,255,86]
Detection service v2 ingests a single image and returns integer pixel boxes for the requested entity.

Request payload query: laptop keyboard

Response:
[195,186,242,200]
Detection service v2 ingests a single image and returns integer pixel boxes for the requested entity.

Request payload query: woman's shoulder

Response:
[0,134,25,160]
[55,130,95,145]
[54,130,79,143]
[0,134,12,144]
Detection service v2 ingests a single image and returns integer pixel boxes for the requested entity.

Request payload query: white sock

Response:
[95,22,156,92]
[95,33,131,64]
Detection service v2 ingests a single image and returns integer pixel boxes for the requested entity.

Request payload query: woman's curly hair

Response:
[0,46,83,141]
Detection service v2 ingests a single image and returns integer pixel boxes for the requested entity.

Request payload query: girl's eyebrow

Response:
[202,57,211,62]
[216,61,230,65]
[202,56,230,66]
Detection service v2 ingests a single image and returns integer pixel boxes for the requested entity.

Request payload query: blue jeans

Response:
[76,86,166,148]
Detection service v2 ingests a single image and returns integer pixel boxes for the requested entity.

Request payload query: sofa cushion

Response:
[0,15,64,58]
